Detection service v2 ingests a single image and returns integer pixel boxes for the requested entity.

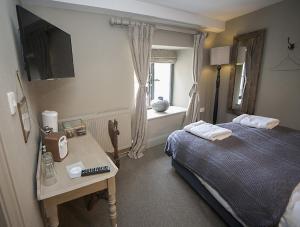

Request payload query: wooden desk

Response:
[36,133,118,227]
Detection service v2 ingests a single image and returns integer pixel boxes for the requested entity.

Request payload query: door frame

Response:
[0,132,25,227]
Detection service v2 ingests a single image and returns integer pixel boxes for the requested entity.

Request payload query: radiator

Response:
[60,109,132,153]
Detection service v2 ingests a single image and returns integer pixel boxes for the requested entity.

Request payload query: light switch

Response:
[7,92,17,115]
[200,107,205,113]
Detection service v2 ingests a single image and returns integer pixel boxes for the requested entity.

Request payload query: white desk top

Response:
[37,133,118,200]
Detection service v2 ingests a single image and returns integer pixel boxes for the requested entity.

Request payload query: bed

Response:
[165,122,300,227]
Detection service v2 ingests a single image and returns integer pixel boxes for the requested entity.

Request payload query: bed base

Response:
[172,158,243,227]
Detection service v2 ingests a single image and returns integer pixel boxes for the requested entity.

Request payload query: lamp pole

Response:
[213,65,221,124]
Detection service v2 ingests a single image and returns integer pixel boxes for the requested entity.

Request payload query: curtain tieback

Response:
[189,82,199,97]
[139,85,147,92]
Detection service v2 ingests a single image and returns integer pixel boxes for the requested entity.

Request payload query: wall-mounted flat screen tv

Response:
[16,6,75,81]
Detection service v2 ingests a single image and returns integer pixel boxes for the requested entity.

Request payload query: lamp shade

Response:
[210,46,231,66]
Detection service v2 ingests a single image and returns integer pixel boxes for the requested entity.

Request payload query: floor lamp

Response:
[210,46,230,124]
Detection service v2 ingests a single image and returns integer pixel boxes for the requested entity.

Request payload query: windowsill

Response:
[147,106,186,121]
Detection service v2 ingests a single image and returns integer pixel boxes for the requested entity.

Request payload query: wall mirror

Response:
[227,30,265,115]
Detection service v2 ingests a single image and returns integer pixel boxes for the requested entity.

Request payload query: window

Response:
[147,62,174,107]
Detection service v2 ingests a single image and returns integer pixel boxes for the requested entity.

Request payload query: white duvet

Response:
[279,183,300,227]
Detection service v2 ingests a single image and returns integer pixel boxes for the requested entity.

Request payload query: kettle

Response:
[44,132,68,162]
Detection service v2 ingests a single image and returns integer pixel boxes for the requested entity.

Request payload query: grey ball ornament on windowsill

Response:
[151,96,170,112]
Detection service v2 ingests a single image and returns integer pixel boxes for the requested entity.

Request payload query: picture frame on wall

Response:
[17,96,31,143]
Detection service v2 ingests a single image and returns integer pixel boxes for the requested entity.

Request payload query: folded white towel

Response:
[184,121,232,141]
[232,114,280,129]
[183,120,205,131]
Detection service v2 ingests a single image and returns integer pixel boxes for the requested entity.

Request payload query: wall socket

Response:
[200,107,205,113]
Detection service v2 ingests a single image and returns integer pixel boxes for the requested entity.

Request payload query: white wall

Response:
[21,4,198,156]
[0,0,43,226]
[26,5,135,119]
[153,30,193,48]
[25,5,195,120]
[172,47,213,122]
[173,49,193,108]
[207,0,300,129]
[147,111,186,148]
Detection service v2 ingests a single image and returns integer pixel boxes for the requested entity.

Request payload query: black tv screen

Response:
[16,6,75,81]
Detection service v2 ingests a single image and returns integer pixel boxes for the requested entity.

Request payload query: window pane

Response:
[153,63,171,101]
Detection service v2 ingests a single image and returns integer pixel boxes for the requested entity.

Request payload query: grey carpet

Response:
[58,144,226,227]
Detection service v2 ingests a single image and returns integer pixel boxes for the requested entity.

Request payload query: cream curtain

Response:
[128,23,154,159]
[184,32,206,125]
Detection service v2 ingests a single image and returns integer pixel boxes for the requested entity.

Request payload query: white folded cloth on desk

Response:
[232,114,280,129]
[184,121,232,141]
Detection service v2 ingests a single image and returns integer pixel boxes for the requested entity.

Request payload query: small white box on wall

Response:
[7,92,17,115]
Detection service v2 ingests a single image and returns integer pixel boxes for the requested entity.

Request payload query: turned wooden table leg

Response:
[107,177,117,227]
[43,201,59,227]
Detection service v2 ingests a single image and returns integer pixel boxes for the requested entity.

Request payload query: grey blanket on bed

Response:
[165,123,300,227]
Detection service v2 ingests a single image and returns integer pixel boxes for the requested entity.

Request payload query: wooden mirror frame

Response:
[227,29,265,115]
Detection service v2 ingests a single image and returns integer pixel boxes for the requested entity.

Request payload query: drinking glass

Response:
[42,152,57,186]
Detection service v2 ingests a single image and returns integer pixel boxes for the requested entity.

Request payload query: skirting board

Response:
[147,133,170,148]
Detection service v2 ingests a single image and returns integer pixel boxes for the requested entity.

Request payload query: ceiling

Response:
[138,0,283,21]
[22,0,283,32]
